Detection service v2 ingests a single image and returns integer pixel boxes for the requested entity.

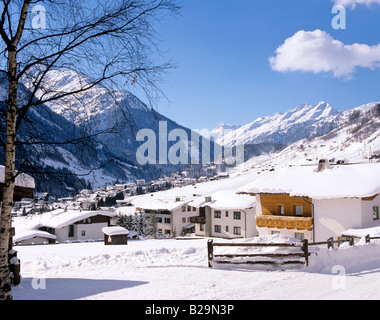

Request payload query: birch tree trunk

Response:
[0,48,17,300]
[0,0,30,301]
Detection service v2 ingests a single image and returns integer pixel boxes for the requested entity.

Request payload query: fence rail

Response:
[207,239,310,268]
[207,235,380,268]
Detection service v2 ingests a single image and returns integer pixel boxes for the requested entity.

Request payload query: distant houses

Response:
[13,159,380,246]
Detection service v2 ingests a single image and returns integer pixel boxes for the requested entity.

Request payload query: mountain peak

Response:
[216,101,338,147]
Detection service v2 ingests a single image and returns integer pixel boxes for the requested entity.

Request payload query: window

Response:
[233,211,241,220]
[193,207,196,211]
[233,227,241,235]
[277,205,285,216]
[68,225,74,238]
[214,225,221,233]
[225,211,229,218]
[373,206,379,220]
[164,217,171,224]
[271,231,280,235]
[187,206,191,212]
[214,211,221,218]
[182,217,186,223]
[200,224,204,231]
[81,230,86,237]
[182,206,186,212]
[294,205,303,217]
[226,226,229,232]
[295,233,304,241]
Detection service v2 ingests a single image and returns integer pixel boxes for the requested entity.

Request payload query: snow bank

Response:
[308,240,380,274]
[342,227,380,238]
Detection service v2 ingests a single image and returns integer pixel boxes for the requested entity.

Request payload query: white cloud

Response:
[269,29,380,79]
[333,0,380,9]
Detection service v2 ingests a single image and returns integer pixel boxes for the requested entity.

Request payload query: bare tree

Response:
[0,0,180,300]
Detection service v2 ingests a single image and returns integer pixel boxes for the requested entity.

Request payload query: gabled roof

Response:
[0,165,35,189]
[40,210,117,229]
[13,230,57,244]
[238,162,380,200]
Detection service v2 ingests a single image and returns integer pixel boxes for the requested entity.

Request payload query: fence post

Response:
[302,239,309,267]
[327,237,334,249]
[349,236,355,246]
[207,239,214,268]
[365,234,371,244]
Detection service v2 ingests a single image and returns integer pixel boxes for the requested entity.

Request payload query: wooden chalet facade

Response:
[254,194,314,241]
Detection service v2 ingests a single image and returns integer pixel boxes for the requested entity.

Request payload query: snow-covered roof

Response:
[0,165,35,189]
[129,196,193,212]
[102,226,129,236]
[40,210,117,229]
[238,163,380,199]
[13,230,57,243]
[199,191,255,210]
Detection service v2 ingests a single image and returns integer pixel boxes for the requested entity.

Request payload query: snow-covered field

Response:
[12,236,380,300]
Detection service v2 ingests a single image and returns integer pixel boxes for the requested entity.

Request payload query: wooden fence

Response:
[207,235,380,268]
[207,239,310,268]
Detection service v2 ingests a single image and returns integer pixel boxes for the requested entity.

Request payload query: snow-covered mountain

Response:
[235,101,380,175]
[1,70,215,197]
[214,102,339,147]
[210,123,242,143]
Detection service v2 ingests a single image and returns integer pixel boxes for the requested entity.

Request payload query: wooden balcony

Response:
[190,216,206,224]
[256,215,313,231]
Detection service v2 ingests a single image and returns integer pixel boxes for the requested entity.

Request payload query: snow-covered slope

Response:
[215,102,339,147]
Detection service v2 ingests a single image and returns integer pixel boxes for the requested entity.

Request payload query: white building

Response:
[239,162,380,242]
[14,209,118,245]
[191,191,257,239]
[128,195,199,237]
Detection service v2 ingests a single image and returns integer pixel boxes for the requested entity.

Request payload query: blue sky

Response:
[138,0,380,131]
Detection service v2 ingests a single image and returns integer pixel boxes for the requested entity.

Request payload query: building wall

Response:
[171,206,198,236]
[360,195,380,229]
[55,222,109,242]
[259,194,313,217]
[17,237,53,246]
[256,226,313,242]
[313,198,362,242]
[210,207,257,239]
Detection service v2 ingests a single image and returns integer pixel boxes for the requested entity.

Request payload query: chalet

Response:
[0,165,35,201]
[14,209,118,245]
[238,161,380,242]
[190,191,257,239]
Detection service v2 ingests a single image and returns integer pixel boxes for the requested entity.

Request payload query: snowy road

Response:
[12,238,380,300]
